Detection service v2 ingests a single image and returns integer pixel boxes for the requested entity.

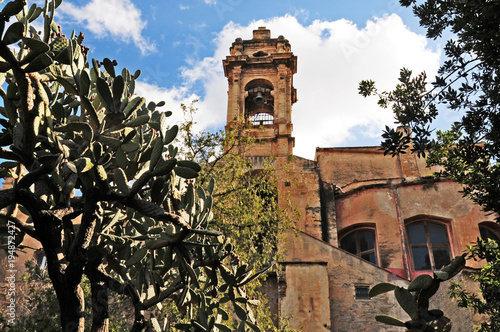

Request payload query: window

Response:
[249,112,274,125]
[244,79,274,125]
[406,220,451,271]
[479,223,500,242]
[340,228,378,265]
[355,286,370,300]
[479,223,500,262]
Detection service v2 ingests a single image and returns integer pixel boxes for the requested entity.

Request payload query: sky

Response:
[48,0,455,160]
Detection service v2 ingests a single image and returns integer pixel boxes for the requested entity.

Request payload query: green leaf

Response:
[3,21,24,45]
[123,96,145,117]
[122,130,136,144]
[56,77,78,95]
[98,136,122,149]
[433,271,449,281]
[177,160,201,172]
[126,247,148,266]
[102,58,116,77]
[394,287,418,320]
[369,282,397,297]
[121,141,140,153]
[174,166,198,179]
[97,77,114,112]
[150,138,164,171]
[0,61,11,72]
[163,245,173,271]
[54,47,72,65]
[164,124,178,145]
[440,255,465,279]
[129,218,148,235]
[112,75,125,108]
[28,6,43,23]
[116,147,128,169]
[234,303,247,321]
[67,122,93,142]
[79,70,91,96]
[152,158,176,176]
[168,144,178,158]
[208,178,215,195]
[1,0,24,18]
[24,53,53,73]
[22,37,50,55]
[375,315,406,327]
[408,274,433,292]
[125,114,150,127]
[80,95,100,126]
[114,168,130,195]
[74,157,94,173]
[174,246,200,288]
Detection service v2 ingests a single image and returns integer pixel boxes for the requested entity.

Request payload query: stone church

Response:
[222,27,497,331]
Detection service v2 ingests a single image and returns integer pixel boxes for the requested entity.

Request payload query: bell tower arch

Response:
[223,27,297,158]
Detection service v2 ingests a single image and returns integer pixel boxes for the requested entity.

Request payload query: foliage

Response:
[359,0,500,219]
[177,103,292,268]
[449,238,500,332]
[0,261,131,331]
[176,102,297,331]
[370,256,465,331]
[360,0,500,330]
[0,1,267,331]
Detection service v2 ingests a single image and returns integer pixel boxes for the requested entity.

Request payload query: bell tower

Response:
[223,27,297,158]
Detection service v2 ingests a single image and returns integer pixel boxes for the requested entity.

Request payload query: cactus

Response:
[370,255,465,331]
[0,1,266,331]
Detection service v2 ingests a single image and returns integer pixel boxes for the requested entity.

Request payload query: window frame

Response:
[405,216,453,273]
[479,222,500,242]
[339,224,379,266]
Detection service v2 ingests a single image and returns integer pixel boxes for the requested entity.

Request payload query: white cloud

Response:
[134,81,200,128]
[185,15,441,159]
[58,0,156,55]
[179,4,191,10]
[133,14,441,160]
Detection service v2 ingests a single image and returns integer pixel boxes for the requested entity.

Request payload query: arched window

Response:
[340,227,378,265]
[244,79,274,125]
[478,222,500,262]
[479,222,500,242]
[406,218,451,271]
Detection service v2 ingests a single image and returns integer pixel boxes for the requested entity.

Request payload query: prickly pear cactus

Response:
[369,256,465,332]
[0,1,266,331]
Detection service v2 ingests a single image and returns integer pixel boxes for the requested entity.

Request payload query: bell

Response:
[254,91,265,105]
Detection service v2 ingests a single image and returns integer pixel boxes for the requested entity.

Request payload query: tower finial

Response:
[253,27,270,40]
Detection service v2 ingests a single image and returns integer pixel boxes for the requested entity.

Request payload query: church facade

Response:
[223,27,496,331]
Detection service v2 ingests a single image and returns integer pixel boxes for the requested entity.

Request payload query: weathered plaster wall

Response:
[316,147,401,188]
[276,156,323,240]
[335,187,405,274]
[283,232,410,332]
[281,262,331,331]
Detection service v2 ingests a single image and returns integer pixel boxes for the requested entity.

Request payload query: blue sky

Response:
[46,0,454,159]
